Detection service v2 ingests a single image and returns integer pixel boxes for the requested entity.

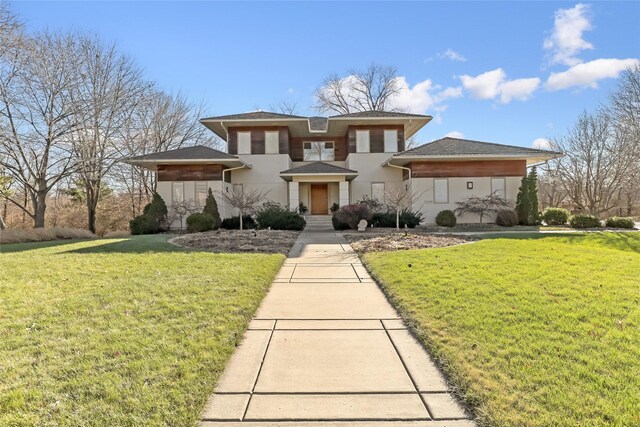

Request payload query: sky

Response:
[12,1,640,149]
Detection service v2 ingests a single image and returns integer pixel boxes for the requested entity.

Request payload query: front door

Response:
[310,184,328,215]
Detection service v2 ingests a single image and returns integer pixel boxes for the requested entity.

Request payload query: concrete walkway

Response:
[200,232,475,426]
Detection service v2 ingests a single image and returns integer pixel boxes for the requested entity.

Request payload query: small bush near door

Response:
[256,204,306,230]
[542,207,571,225]
[220,215,257,230]
[605,216,635,229]
[495,209,519,227]
[186,213,215,233]
[569,214,601,229]
[370,210,423,228]
[435,210,457,227]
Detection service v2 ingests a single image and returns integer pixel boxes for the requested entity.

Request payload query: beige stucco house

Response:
[127,110,561,228]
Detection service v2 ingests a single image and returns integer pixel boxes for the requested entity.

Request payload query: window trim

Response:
[265,131,279,154]
[434,178,449,204]
[491,177,506,198]
[237,131,251,155]
[383,129,398,153]
[355,130,370,153]
[171,182,185,205]
[303,141,335,161]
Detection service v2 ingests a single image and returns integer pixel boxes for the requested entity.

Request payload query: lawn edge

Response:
[358,251,488,427]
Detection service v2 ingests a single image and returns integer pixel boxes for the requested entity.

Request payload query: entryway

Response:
[310,184,328,215]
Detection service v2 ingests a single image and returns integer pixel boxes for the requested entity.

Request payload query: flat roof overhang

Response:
[201,115,433,140]
[279,172,358,182]
[124,158,251,171]
[382,153,564,167]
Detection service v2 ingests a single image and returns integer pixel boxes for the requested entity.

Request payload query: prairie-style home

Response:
[127,111,561,228]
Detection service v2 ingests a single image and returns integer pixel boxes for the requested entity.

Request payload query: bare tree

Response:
[270,100,299,115]
[382,183,423,230]
[218,188,268,230]
[455,193,510,224]
[68,35,144,233]
[0,32,80,227]
[314,64,402,114]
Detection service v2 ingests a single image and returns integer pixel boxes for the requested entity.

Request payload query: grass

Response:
[0,235,284,426]
[363,232,640,427]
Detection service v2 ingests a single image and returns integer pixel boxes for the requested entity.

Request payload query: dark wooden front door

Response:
[310,184,328,215]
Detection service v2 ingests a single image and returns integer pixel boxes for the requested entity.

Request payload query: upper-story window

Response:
[237,131,251,154]
[304,142,334,161]
[384,129,398,153]
[265,131,279,154]
[356,130,370,153]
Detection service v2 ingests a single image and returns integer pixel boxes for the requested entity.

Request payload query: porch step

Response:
[304,215,334,231]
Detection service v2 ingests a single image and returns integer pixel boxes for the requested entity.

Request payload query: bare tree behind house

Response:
[69,35,144,233]
[218,188,268,230]
[455,193,510,224]
[314,64,402,114]
[270,100,300,115]
[0,32,80,227]
[382,183,424,230]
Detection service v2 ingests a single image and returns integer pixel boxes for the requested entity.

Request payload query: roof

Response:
[330,110,432,119]
[397,137,563,157]
[280,162,358,175]
[127,145,238,161]
[201,111,305,121]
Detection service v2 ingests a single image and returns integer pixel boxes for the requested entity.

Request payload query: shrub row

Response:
[331,204,424,230]
[604,216,635,229]
[569,214,600,229]
[542,207,571,225]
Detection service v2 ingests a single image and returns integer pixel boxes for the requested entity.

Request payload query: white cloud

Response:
[459,68,540,103]
[439,49,467,62]
[387,77,462,114]
[544,3,593,66]
[546,58,639,90]
[532,138,552,149]
[287,88,294,94]
[444,131,465,139]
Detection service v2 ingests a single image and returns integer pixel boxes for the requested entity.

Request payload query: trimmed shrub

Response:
[186,213,215,233]
[256,204,306,231]
[542,207,570,225]
[333,204,372,230]
[220,215,257,230]
[332,215,351,231]
[370,210,423,228]
[496,209,519,227]
[143,193,168,225]
[605,216,635,229]
[298,202,308,215]
[202,189,221,229]
[435,210,457,227]
[330,202,339,213]
[130,214,160,235]
[569,214,601,229]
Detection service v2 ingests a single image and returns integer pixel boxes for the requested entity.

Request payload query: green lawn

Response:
[0,235,284,426]
[363,233,640,427]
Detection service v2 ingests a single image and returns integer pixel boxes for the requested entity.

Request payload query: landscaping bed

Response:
[363,233,640,426]
[346,232,474,253]
[170,229,300,254]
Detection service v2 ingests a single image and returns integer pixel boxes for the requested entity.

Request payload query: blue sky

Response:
[13,1,640,149]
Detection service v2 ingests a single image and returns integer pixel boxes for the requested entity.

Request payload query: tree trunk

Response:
[396,210,400,230]
[239,209,244,230]
[33,190,47,228]
[0,213,6,230]
[85,180,99,234]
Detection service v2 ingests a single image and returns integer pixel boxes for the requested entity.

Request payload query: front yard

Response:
[0,235,284,426]
[363,232,640,426]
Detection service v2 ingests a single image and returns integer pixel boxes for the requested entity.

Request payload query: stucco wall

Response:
[412,176,522,224]
[157,180,226,229]
[232,154,291,206]
[346,153,403,203]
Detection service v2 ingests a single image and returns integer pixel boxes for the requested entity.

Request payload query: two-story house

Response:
[127,110,561,228]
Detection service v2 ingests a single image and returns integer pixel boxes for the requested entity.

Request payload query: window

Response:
[237,131,251,154]
[171,182,184,205]
[434,179,448,204]
[371,183,385,202]
[384,129,398,153]
[265,131,279,154]
[356,130,370,153]
[303,142,334,161]
[195,182,207,207]
[491,178,506,198]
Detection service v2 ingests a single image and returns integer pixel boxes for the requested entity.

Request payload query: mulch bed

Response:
[169,230,300,254]
[346,232,475,253]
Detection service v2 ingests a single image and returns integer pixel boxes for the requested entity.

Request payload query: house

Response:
[126,110,561,228]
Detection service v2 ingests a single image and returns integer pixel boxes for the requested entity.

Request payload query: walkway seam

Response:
[380,319,435,420]
[241,319,278,421]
